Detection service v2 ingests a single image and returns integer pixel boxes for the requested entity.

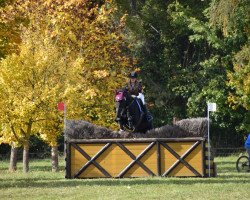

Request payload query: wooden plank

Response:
[95,144,132,177]
[202,140,205,177]
[72,143,112,178]
[77,144,106,156]
[133,145,158,175]
[70,145,88,177]
[161,141,202,177]
[123,143,150,157]
[168,163,197,177]
[70,146,87,176]
[169,144,203,176]
[78,164,107,178]
[157,141,161,176]
[65,142,71,178]
[123,163,151,177]
[117,142,156,177]
[68,137,205,144]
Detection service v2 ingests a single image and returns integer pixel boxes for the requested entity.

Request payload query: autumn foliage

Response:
[0,0,134,171]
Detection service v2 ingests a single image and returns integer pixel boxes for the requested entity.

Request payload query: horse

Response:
[115,89,153,133]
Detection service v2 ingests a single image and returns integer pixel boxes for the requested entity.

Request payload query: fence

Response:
[65,137,217,178]
[0,148,245,160]
[213,147,245,157]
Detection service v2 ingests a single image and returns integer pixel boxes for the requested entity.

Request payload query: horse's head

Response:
[115,90,125,102]
[115,89,127,121]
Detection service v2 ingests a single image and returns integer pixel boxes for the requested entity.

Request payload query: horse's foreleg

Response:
[118,120,125,131]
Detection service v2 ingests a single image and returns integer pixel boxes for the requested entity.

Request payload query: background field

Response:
[0,156,249,200]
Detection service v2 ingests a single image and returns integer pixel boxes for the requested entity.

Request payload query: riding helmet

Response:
[129,72,138,78]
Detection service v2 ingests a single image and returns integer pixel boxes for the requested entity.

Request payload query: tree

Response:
[209,0,250,112]
[39,118,63,172]
[209,0,250,132]
[0,0,23,59]
[1,0,133,128]
[0,0,133,172]
[115,0,249,146]
[0,27,70,172]
[114,0,210,125]
[168,0,249,143]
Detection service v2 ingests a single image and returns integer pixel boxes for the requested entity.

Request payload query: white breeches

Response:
[137,93,145,105]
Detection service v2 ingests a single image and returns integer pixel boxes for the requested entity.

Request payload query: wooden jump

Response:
[65,137,216,178]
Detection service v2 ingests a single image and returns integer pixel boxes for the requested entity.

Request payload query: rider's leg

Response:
[137,93,153,122]
[137,93,145,105]
[137,93,147,113]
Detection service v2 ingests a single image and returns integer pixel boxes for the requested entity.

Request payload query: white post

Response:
[207,102,216,177]
[207,105,211,177]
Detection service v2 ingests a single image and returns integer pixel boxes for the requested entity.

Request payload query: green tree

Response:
[115,0,249,146]
[115,0,210,125]
[209,0,250,131]
[167,0,249,143]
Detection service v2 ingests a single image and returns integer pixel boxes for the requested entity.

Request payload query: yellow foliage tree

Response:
[1,0,133,127]
[0,0,133,172]
[0,0,21,58]
[0,27,71,172]
[35,0,134,128]
[228,45,250,110]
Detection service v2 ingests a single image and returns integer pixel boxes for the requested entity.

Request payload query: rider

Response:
[124,71,151,122]
[124,72,144,102]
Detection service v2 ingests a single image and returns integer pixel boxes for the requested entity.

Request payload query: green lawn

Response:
[0,156,249,200]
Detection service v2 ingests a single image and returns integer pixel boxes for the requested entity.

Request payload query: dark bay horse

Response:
[115,89,153,133]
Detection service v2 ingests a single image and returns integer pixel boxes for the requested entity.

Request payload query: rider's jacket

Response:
[245,134,250,149]
[124,80,142,96]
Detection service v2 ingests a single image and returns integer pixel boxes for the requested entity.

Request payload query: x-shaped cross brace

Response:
[117,142,156,177]
[72,143,112,178]
[160,141,202,176]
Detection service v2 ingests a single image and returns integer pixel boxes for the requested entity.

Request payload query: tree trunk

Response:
[9,145,18,172]
[51,146,59,172]
[23,142,29,173]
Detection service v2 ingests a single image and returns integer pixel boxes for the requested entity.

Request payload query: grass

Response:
[0,156,249,200]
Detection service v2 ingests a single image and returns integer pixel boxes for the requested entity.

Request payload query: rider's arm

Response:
[123,83,129,92]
